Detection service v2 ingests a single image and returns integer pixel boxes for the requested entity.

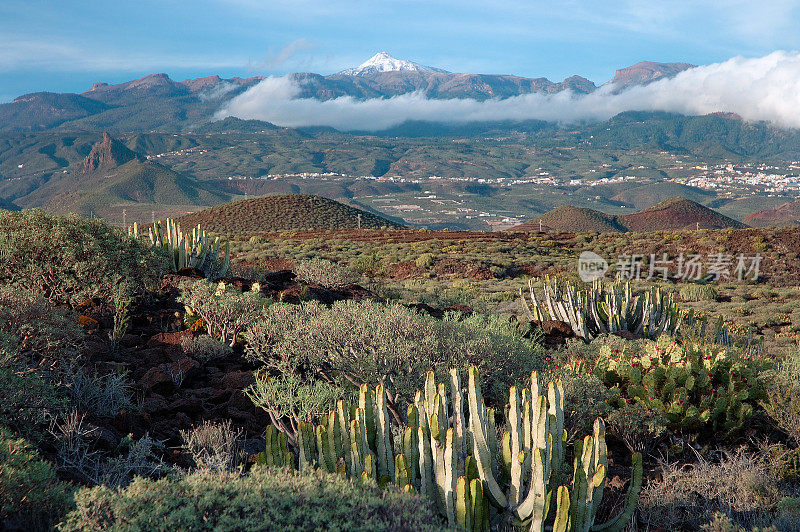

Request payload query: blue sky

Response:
[2,0,800,103]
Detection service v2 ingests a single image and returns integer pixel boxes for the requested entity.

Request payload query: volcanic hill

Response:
[744,200,800,227]
[620,197,746,232]
[175,194,405,233]
[512,197,746,233]
[512,205,626,233]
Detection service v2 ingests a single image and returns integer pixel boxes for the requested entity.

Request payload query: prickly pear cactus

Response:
[594,337,768,434]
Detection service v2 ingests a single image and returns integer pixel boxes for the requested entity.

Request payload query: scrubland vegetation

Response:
[2,209,800,530]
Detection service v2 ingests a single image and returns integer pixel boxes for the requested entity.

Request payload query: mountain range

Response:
[3,53,800,230]
[0,54,694,133]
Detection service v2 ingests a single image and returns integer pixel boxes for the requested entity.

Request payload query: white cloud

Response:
[198,81,237,101]
[215,51,800,130]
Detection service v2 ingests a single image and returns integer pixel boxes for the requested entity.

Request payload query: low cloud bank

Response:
[216,51,800,130]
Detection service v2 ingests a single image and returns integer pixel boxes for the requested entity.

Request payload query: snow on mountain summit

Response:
[339,52,449,76]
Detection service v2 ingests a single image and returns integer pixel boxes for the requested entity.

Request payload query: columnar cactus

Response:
[130,218,230,278]
[259,425,294,467]
[521,276,681,340]
[259,366,643,531]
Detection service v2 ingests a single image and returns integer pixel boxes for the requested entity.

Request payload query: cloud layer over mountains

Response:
[217,51,800,131]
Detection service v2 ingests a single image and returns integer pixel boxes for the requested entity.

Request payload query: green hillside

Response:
[17,159,227,218]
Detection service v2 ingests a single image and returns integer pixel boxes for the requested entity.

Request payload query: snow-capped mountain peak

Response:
[339,52,448,76]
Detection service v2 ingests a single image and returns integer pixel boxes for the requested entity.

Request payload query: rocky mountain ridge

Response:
[0,58,695,132]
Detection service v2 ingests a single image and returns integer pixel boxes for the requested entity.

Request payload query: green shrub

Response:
[541,370,618,444]
[680,283,719,302]
[178,280,265,347]
[0,427,73,530]
[415,252,436,269]
[0,285,82,365]
[607,402,668,454]
[762,350,800,446]
[0,210,164,306]
[180,334,233,363]
[293,258,358,288]
[350,252,383,276]
[246,370,344,435]
[245,300,542,420]
[0,286,80,441]
[0,357,67,443]
[59,467,445,531]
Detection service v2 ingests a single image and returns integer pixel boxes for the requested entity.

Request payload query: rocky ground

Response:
[67,267,574,470]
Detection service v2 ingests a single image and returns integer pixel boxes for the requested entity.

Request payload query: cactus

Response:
[130,218,230,278]
[258,425,294,468]
[594,337,768,434]
[521,276,681,341]
[259,366,642,531]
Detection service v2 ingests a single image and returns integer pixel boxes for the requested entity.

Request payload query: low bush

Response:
[0,427,73,530]
[180,335,233,363]
[51,411,167,488]
[606,402,668,454]
[64,365,135,418]
[0,285,82,365]
[244,300,542,429]
[181,420,245,473]
[543,370,618,444]
[0,210,163,306]
[415,252,436,269]
[293,258,358,288]
[0,286,82,442]
[0,357,67,443]
[178,280,265,347]
[762,350,800,446]
[59,467,445,531]
[680,283,720,302]
[350,252,383,276]
[640,450,787,530]
[246,370,344,436]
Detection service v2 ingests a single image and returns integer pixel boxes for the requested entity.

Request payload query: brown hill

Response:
[619,197,746,232]
[512,205,626,233]
[512,197,745,233]
[175,194,404,233]
[744,200,800,227]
